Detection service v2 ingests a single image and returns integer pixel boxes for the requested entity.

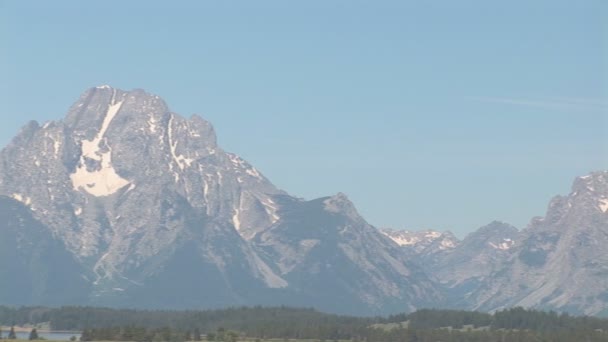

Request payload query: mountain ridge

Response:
[1,85,606,316]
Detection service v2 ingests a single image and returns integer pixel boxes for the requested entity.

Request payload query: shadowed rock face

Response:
[0,86,440,315]
[0,196,90,306]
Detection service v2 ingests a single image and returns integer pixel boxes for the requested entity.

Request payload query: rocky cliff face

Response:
[0,86,439,314]
[470,172,608,316]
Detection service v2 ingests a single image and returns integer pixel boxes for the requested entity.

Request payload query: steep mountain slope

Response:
[255,194,442,314]
[0,196,90,305]
[472,172,608,315]
[0,86,439,314]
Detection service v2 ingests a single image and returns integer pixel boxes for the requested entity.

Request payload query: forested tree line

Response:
[0,306,370,340]
[80,326,243,342]
[385,307,608,332]
[0,306,607,341]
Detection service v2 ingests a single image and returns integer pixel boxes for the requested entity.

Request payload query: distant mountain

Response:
[380,228,459,256]
[374,174,608,316]
[429,221,519,307]
[0,86,439,315]
[381,222,519,306]
[470,172,608,316]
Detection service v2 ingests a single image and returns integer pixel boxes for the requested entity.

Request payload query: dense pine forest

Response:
[1,306,607,342]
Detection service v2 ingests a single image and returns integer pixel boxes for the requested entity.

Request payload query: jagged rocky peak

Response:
[541,171,608,225]
[477,220,518,236]
[462,221,518,251]
[381,228,459,250]
[572,171,608,213]
[65,85,216,145]
[0,85,284,255]
[11,120,42,144]
[575,170,608,189]
[466,172,608,315]
[323,192,362,220]
[61,86,220,197]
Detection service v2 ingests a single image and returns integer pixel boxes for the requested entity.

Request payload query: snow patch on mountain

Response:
[148,115,158,133]
[261,197,280,224]
[227,153,264,182]
[53,138,61,157]
[381,228,458,251]
[488,238,514,250]
[233,208,242,231]
[11,193,32,206]
[70,89,130,196]
[599,198,608,213]
[384,232,419,246]
[168,115,194,172]
[440,239,456,249]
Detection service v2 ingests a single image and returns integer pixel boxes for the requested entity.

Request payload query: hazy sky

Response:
[1,1,606,237]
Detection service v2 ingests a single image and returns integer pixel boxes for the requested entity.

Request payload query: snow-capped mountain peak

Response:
[380,228,459,253]
[0,86,441,315]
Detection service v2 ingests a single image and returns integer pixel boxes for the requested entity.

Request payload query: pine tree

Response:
[8,326,17,339]
[29,328,39,340]
[193,328,201,341]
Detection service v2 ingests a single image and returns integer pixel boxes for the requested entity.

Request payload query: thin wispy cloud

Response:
[466,96,608,112]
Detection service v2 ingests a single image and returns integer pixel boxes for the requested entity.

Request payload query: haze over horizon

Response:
[1,1,606,237]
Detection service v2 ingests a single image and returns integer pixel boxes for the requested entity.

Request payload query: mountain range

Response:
[1,86,606,316]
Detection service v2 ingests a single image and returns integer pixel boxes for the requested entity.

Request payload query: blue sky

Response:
[1,1,606,237]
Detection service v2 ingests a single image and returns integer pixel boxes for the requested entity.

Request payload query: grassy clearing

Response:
[369,321,409,331]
